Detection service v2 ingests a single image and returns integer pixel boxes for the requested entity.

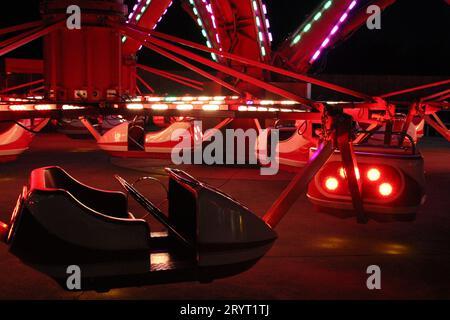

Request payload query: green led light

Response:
[314,12,322,21]
[122,36,127,43]
[292,34,301,45]
[303,23,311,32]
[324,1,332,10]
[165,97,177,102]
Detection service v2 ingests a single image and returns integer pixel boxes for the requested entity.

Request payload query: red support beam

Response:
[263,141,334,228]
[0,20,43,36]
[137,65,203,91]
[381,79,450,98]
[0,79,44,94]
[135,73,155,94]
[129,26,375,101]
[119,27,243,95]
[121,24,317,108]
[421,88,450,102]
[29,86,44,94]
[423,115,450,142]
[0,22,63,57]
[138,65,204,86]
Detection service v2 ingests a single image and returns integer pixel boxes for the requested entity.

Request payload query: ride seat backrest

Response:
[38,167,129,218]
[128,121,145,151]
[168,178,197,244]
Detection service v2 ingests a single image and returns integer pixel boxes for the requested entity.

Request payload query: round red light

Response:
[325,177,339,191]
[367,168,381,182]
[379,183,393,196]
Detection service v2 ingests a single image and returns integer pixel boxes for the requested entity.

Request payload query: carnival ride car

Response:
[0,0,449,291]
[1,166,276,289]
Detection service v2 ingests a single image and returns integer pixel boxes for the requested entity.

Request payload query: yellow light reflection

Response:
[378,243,410,255]
[315,237,348,249]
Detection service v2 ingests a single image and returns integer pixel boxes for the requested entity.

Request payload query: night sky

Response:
[1,0,449,76]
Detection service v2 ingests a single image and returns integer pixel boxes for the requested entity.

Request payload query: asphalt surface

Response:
[0,133,449,299]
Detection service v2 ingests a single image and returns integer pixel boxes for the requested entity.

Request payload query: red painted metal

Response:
[0,22,63,57]
[3,58,44,74]
[263,141,334,228]
[423,115,450,142]
[421,88,450,102]
[135,74,155,94]
[274,0,355,73]
[137,64,204,91]
[40,1,133,102]
[121,24,317,107]
[381,79,450,98]
[133,39,242,95]
[0,20,43,36]
[122,0,174,55]
[0,79,44,94]
[146,29,374,101]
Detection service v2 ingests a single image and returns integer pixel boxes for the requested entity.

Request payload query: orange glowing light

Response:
[379,183,393,196]
[325,177,339,191]
[367,168,381,181]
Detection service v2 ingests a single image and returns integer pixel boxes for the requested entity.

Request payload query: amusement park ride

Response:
[0,0,449,291]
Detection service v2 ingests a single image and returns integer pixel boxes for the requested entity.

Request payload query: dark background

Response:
[0,0,449,75]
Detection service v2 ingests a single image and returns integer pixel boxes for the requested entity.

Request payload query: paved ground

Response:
[0,133,449,299]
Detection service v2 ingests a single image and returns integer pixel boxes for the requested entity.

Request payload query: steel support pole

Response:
[263,141,334,228]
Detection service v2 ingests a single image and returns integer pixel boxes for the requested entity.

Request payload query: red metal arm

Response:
[142,28,374,101]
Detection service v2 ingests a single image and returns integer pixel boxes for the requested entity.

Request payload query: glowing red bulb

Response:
[379,183,393,197]
[367,168,381,182]
[325,177,339,191]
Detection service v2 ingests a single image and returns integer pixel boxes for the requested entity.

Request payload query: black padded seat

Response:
[24,166,150,251]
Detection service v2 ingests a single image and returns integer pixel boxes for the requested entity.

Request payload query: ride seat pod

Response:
[5,166,276,281]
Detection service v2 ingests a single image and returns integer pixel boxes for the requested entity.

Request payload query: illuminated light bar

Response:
[9,105,30,111]
[202,104,220,111]
[127,103,144,110]
[189,0,221,61]
[124,1,173,46]
[260,100,275,105]
[213,96,226,101]
[290,0,334,47]
[181,96,195,101]
[176,104,194,110]
[34,104,55,111]
[238,106,248,111]
[62,105,83,110]
[310,0,358,63]
[146,97,162,102]
[281,100,297,105]
[252,0,272,59]
[151,104,168,110]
